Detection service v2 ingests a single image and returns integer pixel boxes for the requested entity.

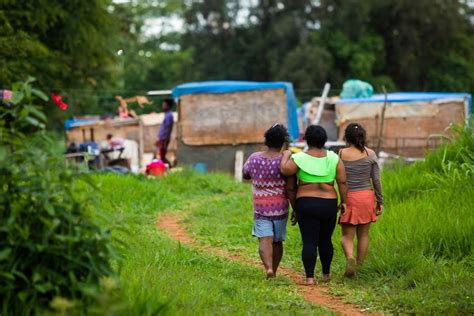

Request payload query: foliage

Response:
[179,0,474,93]
[0,79,117,314]
[0,0,119,89]
[2,0,473,120]
[0,0,126,129]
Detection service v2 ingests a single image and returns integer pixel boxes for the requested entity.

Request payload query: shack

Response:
[336,92,472,156]
[65,112,178,169]
[172,81,300,173]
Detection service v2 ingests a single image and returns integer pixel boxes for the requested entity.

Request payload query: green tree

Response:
[0,0,120,89]
[369,0,474,91]
[0,0,125,127]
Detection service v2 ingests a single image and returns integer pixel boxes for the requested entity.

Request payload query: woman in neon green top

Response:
[281,125,347,285]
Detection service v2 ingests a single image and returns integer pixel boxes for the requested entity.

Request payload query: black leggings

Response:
[296,197,338,277]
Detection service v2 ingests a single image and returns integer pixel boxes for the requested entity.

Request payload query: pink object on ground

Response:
[146,159,167,176]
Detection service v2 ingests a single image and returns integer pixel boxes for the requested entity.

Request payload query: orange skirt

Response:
[339,189,377,225]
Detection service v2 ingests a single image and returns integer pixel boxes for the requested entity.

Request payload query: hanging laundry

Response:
[51,92,68,110]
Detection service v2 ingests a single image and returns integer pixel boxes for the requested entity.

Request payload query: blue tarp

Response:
[64,118,98,130]
[337,92,472,119]
[172,81,300,141]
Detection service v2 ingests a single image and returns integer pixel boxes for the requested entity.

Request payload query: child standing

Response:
[243,124,295,279]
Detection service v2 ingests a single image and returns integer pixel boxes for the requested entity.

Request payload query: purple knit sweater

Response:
[243,152,289,220]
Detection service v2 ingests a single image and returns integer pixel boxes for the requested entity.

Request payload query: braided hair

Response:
[344,123,367,152]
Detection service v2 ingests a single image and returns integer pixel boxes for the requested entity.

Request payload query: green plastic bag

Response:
[340,79,374,99]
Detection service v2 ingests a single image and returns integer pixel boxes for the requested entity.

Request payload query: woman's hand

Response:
[282,149,292,157]
[339,202,347,214]
[280,150,298,176]
[376,203,384,216]
[290,211,297,226]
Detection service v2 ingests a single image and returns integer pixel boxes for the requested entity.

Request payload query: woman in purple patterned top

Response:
[243,124,296,279]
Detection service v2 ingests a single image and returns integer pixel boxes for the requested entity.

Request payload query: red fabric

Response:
[146,159,167,176]
[51,93,68,110]
[339,189,378,225]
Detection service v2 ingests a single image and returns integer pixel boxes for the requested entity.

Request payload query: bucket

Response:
[146,159,167,176]
[193,162,207,173]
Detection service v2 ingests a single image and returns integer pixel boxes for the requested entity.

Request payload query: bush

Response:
[0,78,117,314]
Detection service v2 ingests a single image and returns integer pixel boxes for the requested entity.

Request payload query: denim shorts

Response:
[252,218,288,242]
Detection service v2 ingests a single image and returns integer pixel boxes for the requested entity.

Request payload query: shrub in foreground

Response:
[0,79,117,314]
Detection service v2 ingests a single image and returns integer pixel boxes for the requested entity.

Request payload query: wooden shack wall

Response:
[176,140,265,174]
[178,89,287,146]
[66,120,139,144]
[338,102,465,156]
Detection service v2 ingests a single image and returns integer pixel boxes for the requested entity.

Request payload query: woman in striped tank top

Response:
[339,123,384,277]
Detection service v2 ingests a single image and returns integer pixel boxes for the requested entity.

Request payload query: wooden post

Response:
[313,83,331,125]
[234,150,244,182]
[138,117,144,169]
[376,86,388,154]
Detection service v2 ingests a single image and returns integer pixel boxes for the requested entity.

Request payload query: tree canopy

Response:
[1,0,473,118]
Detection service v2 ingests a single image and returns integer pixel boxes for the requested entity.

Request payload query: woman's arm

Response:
[370,156,384,214]
[286,175,297,225]
[335,159,348,212]
[280,150,299,176]
[285,175,297,209]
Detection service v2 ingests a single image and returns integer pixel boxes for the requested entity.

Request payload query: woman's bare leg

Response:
[272,241,283,276]
[356,223,371,265]
[341,225,357,277]
[341,225,357,260]
[259,237,274,278]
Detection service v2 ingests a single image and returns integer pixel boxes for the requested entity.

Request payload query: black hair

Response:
[162,98,174,108]
[264,123,290,149]
[344,122,367,152]
[106,134,113,140]
[304,125,327,148]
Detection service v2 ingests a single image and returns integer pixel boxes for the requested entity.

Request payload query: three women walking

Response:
[244,123,383,282]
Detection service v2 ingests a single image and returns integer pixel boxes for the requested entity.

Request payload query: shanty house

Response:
[336,92,472,156]
[172,81,299,173]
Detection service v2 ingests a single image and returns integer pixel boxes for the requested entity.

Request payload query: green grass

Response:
[92,171,328,315]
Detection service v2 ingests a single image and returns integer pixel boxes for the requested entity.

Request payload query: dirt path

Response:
[157,212,369,316]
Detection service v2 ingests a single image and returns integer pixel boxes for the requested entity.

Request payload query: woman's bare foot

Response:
[305,278,316,285]
[266,269,275,279]
[344,258,356,278]
[321,274,331,282]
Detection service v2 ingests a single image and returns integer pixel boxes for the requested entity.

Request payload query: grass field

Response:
[93,172,326,315]
[92,128,473,314]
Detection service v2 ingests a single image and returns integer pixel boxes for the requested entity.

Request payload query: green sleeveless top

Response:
[291,151,339,183]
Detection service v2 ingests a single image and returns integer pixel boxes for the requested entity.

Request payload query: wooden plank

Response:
[179,89,287,146]
[234,150,244,182]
